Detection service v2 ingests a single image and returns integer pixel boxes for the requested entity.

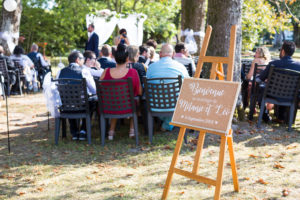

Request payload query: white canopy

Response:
[86,10,147,46]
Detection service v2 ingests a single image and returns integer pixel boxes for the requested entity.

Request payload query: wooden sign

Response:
[162,25,240,200]
[171,78,240,134]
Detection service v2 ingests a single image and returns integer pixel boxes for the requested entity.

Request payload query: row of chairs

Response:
[0,59,24,96]
[241,59,300,131]
[54,76,182,146]
[0,58,50,96]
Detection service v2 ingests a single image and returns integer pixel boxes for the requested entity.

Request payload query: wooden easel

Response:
[162,25,239,200]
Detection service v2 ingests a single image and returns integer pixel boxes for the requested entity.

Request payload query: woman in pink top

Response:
[100,44,142,140]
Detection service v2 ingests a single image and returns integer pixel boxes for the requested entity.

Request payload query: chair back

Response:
[184,63,193,77]
[0,59,9,80]
[96,78,136,114]
[251,63,267,94]
[54,78,89,113]
[143,75,182,112]
[241,59,252,81]
[264,66,300,102]
[12,60,25,77]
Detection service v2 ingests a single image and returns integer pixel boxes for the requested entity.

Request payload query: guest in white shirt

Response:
[10,46,38,92]
[83,50,103,78]
[173,42,196,75]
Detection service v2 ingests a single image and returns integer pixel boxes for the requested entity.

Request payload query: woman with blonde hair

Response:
[246,47,271,80]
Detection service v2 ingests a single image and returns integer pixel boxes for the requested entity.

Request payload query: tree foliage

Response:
[242,0,291,51]
[20,0,180,56]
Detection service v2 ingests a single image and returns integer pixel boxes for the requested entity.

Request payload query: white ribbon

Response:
[181,29,205,54]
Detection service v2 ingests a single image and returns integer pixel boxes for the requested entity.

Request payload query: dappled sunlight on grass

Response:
[0,93,300,199]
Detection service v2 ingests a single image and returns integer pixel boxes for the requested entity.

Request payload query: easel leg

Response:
[192,131,206,174]
[227,131,239,191]
[162,127,186,200]
[214,135,227,200]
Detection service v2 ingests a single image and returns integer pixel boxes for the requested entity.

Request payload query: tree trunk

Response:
[0,0,22,55]
[206,0,243,82]
[293,22,300,47]
[181,0,206,55]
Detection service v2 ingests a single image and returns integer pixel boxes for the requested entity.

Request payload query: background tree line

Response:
[0,0,299,56]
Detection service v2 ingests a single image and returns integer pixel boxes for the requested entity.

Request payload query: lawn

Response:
[0,93,300,200]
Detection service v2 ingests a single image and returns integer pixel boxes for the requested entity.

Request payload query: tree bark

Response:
[0,0,22,55]
[293,22,300,47]
[206,0,243,82]
[181,0,206,55]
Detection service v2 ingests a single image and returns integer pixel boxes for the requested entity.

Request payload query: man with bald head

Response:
[146,44,189,131]
[147,43,189,79]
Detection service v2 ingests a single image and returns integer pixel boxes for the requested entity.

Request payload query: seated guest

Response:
[98,44,116,69]
[246,47,270,80]
[10,46,38,92]
[58,51,96,140]
[138,45,149,64]
[83,50,103,78]
[147,44,189,131]
[0,45,16,93]
[127,45,146,86]
[146,46,155,66]
[146,39,159,61]
[100,44,142,140]
[243,47,270,109]
[27,43,51,87]
[173,42,196,75]
[257,41,300,122]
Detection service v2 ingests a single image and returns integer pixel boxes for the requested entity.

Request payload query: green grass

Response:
[0,93,300,199]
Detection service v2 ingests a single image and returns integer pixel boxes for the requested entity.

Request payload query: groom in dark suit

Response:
[85,24,99,58]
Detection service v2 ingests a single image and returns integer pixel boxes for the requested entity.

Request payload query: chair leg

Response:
[55,118,61,145]
[257,99,266,128]
[147,111,153,144]
[133,114,139,146]
[184,130,187,144]
[288,104,295,132]
[19,76,23,96]
[62,118,67,138]
[100,115,106,146]
[86,115,92,144]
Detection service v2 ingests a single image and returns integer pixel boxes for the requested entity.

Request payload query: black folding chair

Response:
[241,59,253,109]
[257,66,300,131]
[96,78,139,146]
[248,63,267,120]
[143,75,184,143]
[54,78,92,144]
[12,60,25,95]
[0,59,12,96]
[184,63,193,77]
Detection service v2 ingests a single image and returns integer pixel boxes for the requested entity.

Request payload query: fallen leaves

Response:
[244,177,250,181]
[37,187,44,192]
[180,160,192,166]
[282,188,290,197]
[164,145,171,150]
[249,154,258,158]
[286,145,297,150]
[256,178,268,185]
[273,162,285,169]
[18,192,26,196]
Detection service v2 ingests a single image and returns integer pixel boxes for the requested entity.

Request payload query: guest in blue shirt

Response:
[146,44,189,131]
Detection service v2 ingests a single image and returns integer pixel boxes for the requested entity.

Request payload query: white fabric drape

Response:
[181,29,205,54]
[86,13,147,46]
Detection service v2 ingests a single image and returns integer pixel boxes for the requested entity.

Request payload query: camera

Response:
[122,34,127,38]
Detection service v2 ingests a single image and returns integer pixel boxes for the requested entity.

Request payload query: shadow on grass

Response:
[0,107,300,199]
